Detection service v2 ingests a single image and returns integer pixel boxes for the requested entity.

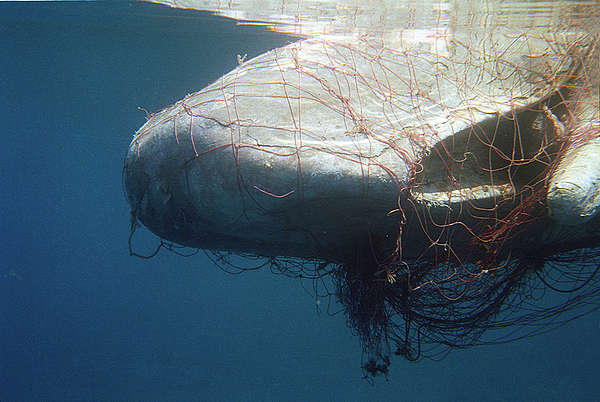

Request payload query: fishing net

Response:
[124,18,600,376]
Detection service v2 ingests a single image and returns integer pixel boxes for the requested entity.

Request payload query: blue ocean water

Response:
[1,1,599,400]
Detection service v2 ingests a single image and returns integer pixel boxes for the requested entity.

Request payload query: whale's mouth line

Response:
[412,183,515,206]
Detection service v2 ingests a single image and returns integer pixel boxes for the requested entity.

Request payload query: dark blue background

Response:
[1,2,599,400]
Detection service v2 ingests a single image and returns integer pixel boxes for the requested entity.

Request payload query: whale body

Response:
[124,33,599,266]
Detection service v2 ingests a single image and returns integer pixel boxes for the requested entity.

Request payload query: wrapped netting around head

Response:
[126,27,599,377]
